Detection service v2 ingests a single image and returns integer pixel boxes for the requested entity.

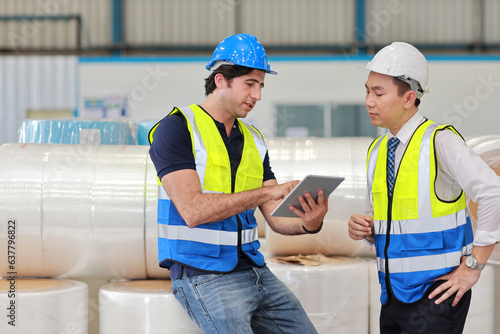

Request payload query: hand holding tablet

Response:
[271,175,345,217]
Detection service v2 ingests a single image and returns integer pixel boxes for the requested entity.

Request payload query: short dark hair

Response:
[392,77,421,107]
[204,65,254,96]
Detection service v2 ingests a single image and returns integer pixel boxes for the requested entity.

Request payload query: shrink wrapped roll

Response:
[266,219,374,257]
[0,144,46,277]
[41,144,99,277]
[137,121,158,145]
[0,278,88,334]
[267,256,369,333]
[145,154,170,278]
[465,135,500,151]
[265,137,375,257]
[19,118,137,145]
[466,135,500,155]
[494,266,500,334]
[466,136,500,265]
[368,261,495,334]
[92,145,147,279]
[99,280,201,333]
[0,143,150,279]
[368,260,380,333]
[463,264,495,334]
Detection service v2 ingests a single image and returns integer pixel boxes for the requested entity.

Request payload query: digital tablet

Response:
[271,175,345,218]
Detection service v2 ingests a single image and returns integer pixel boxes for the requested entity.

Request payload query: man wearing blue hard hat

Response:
[149,33,325,333]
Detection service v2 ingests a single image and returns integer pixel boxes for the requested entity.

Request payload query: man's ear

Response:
[214,73,226,88]
[404,90,417,109]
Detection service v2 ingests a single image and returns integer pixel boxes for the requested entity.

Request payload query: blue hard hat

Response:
[206,33,277,75]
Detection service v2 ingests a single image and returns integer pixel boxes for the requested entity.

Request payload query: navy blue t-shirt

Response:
[149,106,275,278]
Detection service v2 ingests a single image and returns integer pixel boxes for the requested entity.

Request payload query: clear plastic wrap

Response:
[267,256,369,333]
[99,280,200,333]
[18,118,138,145]
[265,137,375,257]
[0,143,167,279]
[466,135,500,265]
[137,120,158,145]
[0,279,88,334]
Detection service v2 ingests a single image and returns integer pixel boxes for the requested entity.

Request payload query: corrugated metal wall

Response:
[364,0,481,45]
[240,0,355,46]
[1,0,499,51]
[484,0,500,44]
[124,0,234,47]
[122,0,494,49]
[0,0,111,50]
[0,56,78,145]
[124,0,355,48]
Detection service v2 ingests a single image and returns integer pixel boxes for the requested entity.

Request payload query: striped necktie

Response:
[386,137,400,197]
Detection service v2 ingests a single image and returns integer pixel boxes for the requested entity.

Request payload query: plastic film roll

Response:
[99,280,201,333]
[19,118,137,145]
[463,264,495,334]
[0,143,151,279]
[92,145,148,279]
[466,136,500,265]
[145,154,170,278]
[494,266,500,334]
[368,260,380,334]
[466,135,500,155]
[267,256,369,333]
[266,219,374,257]
[41,144,99,277]
[0,143,46,277]
[0,278,88,334]
[265,137,375,257]
[465,135,500,150]
[137,121,158,145]
[368,261,495,334]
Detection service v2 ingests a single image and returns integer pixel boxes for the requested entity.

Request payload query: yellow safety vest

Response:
[367,120,474,304]
[149,104,267,272]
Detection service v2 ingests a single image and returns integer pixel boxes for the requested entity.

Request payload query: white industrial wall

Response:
[78,56,500,139]
[1,56,499,146]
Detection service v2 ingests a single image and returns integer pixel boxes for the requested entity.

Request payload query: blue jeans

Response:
[172,266,317,334]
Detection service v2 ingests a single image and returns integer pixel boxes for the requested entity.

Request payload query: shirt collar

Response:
[387,112,425,146]
[198,104,241,138]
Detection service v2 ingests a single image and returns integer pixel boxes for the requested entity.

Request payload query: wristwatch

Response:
[465,254,486,270]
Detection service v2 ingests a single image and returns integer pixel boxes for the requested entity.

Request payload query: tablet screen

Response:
[270,175,344,218]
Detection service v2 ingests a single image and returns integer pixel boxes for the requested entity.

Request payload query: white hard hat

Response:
[363,42,429,98]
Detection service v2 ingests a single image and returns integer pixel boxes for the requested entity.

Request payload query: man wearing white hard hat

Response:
[348,42,500,333]
[149,33,325,333]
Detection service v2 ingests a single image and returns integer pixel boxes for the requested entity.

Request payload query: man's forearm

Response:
[181,186,275,227]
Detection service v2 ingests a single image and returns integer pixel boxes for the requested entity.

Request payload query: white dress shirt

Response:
[366,112,500,247]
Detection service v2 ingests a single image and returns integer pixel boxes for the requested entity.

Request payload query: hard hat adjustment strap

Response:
[396,76,424,99]
[209,60,235,72]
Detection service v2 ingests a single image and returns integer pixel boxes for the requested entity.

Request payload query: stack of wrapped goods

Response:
[0,133,496,333]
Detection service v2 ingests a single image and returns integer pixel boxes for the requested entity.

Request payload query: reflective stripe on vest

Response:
[150,104,266,272]
[367,120,474,304]
[158,225,259,246]
[376,247,470,273]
